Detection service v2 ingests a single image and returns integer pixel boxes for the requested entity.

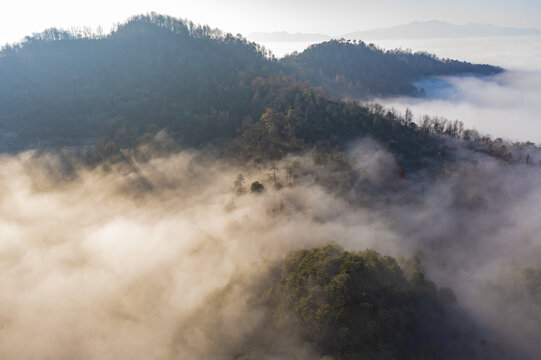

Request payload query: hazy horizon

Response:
[1,0,540,46]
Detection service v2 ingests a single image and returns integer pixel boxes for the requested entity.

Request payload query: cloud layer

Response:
[379,70,541,144]
[1,141,541,358]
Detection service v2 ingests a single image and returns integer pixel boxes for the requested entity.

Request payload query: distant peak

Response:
[342,20,541,40]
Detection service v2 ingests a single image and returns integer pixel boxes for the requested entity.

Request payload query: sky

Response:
[1,0,540,45]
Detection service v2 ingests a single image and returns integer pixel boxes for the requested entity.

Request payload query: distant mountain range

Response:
[250,21,541,42]
[344,20,541,40]
[247,31,330,43]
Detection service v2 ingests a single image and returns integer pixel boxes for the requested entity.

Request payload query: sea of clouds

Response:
[263,35,541,144]
[1,140,541,358]
[368,36,541,144]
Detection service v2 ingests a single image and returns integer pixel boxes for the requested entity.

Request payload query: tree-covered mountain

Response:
[0,14,272,140]
[179,245,504,359]
[283,39,502,98]
[0,13,502,163]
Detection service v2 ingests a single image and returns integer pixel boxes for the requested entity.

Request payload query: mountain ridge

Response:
[0,13,504,167]
[343,20,541,40]
[242,21,541,44]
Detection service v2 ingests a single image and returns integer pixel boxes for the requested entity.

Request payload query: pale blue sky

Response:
[0,0,539,45]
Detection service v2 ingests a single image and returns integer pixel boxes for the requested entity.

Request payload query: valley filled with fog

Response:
[382,69,541,143]
[1,12,541,360]
[2,140,541,359]
[375,36,541,143]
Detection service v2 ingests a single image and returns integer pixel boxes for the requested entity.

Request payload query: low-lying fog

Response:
[1,141,541,358]
[371,36,541,71]
[263,36,541,144]
[380,70,541,143]
[373,36,541,144]
[1,35,540,359]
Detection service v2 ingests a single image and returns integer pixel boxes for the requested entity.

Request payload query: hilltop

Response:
[0,13,503,168]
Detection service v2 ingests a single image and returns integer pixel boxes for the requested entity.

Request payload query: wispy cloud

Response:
[379,70,541,143]
[1,141,541,357]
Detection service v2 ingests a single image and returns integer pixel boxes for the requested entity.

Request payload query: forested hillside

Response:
[179,245,504,359]
[0,14,271,140]
[0,13,501,167]
[283,39,502,97]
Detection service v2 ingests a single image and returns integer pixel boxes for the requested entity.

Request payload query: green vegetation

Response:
[250,181,264,193]
[278,245,444,359]
[186,245,492,359]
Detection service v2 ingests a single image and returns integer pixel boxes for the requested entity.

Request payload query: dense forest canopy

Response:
[0,14,272,139]
[179,245,505,359]
[283,39,502,97]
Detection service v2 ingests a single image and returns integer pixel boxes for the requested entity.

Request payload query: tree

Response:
[250,181,264,193]
[404,108,413,124]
